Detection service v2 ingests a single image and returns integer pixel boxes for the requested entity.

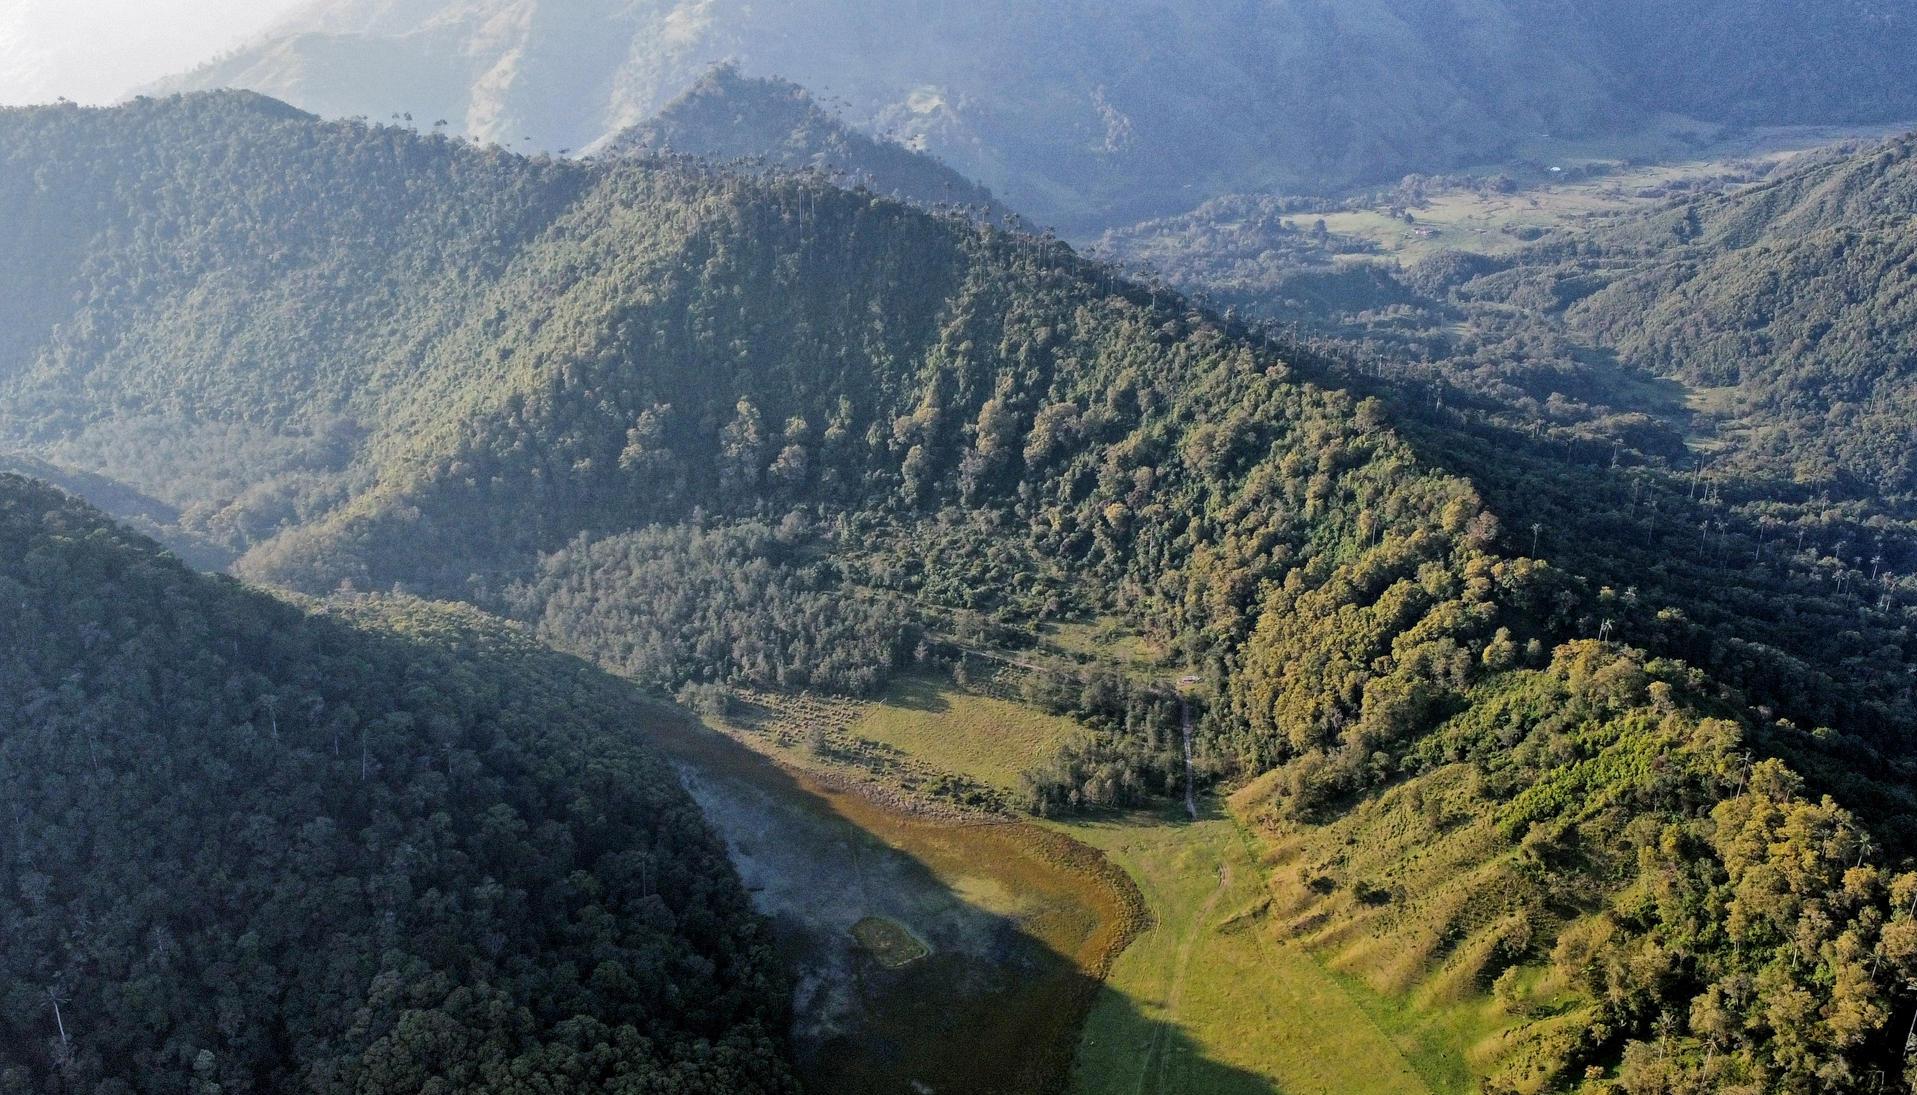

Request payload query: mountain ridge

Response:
[596,65,1007,219]
[4,92,1917,1092]
[147,0,1917,230]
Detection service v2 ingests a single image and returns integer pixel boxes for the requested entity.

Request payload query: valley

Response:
[653,643,1529,1094]
[4,79,1917,1095]
[639,702,1133,1094]
[1101,117,1916,296]
[1299,120,1913,265]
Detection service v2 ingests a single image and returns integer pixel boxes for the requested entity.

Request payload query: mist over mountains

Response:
[0,0,303,106]
[7,6,1917,1095]
[152,0,1917,229]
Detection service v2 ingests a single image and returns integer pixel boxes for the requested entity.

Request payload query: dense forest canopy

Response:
[5,93,1917,1091]
[0,474,795,1093]
[146,0,1917,229]
[1086,131,1917,678]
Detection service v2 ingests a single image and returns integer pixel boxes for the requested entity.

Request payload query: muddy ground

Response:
[646,712,1137,1094]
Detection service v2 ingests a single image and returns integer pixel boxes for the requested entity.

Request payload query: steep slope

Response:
[4,94,1916,1091]
[0,92,595,546]
[0,474,795,1093]
[148,0,1917,229]
[1580,0,1917,126]
[598,65,1004,218]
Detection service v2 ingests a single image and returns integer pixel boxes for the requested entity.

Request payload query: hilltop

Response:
[598,66,1005,218]
[148,0,1917,229]
[3,92,1916,1092]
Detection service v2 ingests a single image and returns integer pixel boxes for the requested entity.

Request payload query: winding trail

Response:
[1136,856,1234,1095]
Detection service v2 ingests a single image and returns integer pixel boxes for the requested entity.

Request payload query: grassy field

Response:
[1055,802,1493,1095]
[1318,118,1911,265]
[846,671,1084,791]
[1232,762,1593,1094]
[777,672,1511,1093]
[1079,766,1543,1094]
[688,667,1548,1093]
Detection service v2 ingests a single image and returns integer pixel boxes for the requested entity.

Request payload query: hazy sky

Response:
[0,0,309,106]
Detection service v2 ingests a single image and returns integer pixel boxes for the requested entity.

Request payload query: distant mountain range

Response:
[1428,132,1917,499]
[7,89,1917,1094]
[598,66,1006,219]
[149,0,1917,231]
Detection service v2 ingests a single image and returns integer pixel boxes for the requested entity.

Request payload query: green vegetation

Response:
[0,475,795,1093]
[1103,125,1917,850]
[1104,120,1905,277]
[1041,617,1169,667]
[847,672,1084,792]
[1249,642,1917,1093]
[1104,124,1917,508]
[1371,130,1917,507]
[772,671,1497,1094]
[505,521,915,696]
[849,917,931,969]
[5,93,1917,1092]
[1067,806,1454,1095]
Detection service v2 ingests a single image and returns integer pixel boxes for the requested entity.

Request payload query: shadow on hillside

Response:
[2,456,239,570]
[1076,979,1283,1095]
[643,709,1275,1094]
[1068,792,1235,831]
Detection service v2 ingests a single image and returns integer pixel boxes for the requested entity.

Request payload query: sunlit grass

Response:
[760,674,1538,1093]
[1057,806,1447,1095]
[1040,616,1168,667]
[847,671,1083,791]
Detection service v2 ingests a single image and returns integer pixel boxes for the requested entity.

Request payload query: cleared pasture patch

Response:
[1041,616,1168,666]
[848,672,1083,792]
[1318,119,1913,265]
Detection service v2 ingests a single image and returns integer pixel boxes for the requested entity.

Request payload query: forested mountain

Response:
[0,92,586,546]
[1099,128,1917,512]
[0,474,795,1093]
[148,0,1917,229]
[5,93,1917,1090]
[1420,132,1917,502]
[597,66,1004,220]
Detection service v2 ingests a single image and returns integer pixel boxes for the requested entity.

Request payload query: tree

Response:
[721,398,767,491]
